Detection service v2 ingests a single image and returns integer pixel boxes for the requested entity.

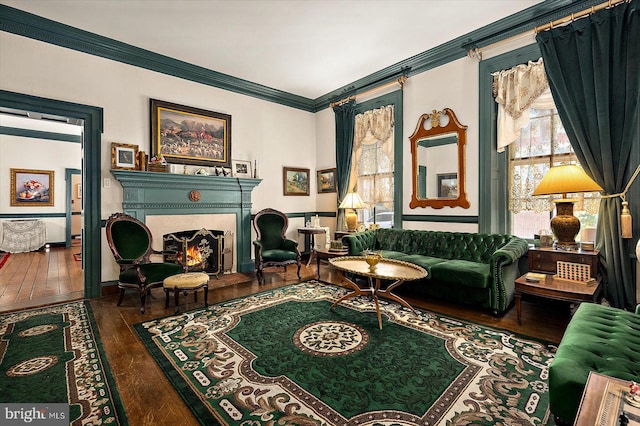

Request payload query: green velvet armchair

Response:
[105,212,183,313]
[252,208,301,284]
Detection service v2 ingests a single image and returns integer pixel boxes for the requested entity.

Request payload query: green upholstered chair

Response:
[105,212,183,313]
[252,208,301,284]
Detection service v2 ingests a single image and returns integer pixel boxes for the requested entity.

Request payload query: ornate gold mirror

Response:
[409,108,470,209]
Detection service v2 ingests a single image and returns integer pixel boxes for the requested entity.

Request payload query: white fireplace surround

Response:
[146,214,236,272]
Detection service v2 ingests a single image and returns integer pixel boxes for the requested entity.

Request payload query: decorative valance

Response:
[493,58,554,152]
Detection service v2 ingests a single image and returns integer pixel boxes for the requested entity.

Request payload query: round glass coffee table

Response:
[328,256,427,329]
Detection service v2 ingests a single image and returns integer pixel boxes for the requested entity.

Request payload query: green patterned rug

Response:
[0,301,128,425]
[134,281,556,425]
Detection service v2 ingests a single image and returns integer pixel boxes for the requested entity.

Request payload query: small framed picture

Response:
[231,159,252,178]
[283,167,310,196]
[317,168,337,193]
[10,168,55,207]
[111,142,139,170]
[437,173,458,198]
[77,183,82,199]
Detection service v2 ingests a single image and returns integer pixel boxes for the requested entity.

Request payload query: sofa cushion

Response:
[429,260,491,289]
[395,253,446,274]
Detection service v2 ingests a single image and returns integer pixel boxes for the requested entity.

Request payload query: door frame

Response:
[1,90,103,298]
[65,168,81,247]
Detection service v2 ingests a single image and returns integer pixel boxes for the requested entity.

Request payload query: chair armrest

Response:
[636,304,640,315]
[282,238,299,253]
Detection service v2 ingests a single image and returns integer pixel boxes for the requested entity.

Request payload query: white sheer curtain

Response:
[493,58,554,153]
[350,105,394,209]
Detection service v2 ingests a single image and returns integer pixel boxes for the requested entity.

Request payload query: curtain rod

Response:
[466,0,627,61]
[535,0,626,33]
[330,75,407,108]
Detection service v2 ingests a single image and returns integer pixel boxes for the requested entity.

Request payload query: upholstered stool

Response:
[163,272,210,314]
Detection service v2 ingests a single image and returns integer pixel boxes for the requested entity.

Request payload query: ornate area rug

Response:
[0,301,128,425]
[134,281,556,425]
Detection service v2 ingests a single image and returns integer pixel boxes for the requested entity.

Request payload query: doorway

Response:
[1,90,103,300]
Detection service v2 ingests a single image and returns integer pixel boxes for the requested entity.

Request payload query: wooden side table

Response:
[528,247,599,277]
[297,227,329,266]
[314,248,349,281]
[574,372,637,426]
[514,274,601,325]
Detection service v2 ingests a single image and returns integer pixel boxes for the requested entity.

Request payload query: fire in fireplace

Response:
[163,229,232,276]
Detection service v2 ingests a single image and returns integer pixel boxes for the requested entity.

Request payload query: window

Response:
[352,104,395,227]
[508,107,600,240]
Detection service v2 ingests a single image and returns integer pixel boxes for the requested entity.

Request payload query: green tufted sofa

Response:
[341,228,529,314]
[549,302,640,424]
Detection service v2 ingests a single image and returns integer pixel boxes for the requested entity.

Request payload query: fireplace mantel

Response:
[111,170,261,272]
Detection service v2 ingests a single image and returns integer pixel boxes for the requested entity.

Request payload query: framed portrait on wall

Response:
[150,99,232,168]
[10,168,55,207]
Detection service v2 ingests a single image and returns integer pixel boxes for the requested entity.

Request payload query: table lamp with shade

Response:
[339,192,366,232]
[532,164,603,249]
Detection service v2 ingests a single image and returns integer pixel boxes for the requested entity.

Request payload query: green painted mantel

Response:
[111,170,261,273]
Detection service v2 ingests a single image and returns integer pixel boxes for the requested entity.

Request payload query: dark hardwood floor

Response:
[1,251,573,425]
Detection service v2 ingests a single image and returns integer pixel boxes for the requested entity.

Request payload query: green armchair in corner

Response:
[252,208,301,284]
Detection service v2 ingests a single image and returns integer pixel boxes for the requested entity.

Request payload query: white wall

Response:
[0,134,81,242]
[0,28,536,281]
[0,32,316,281]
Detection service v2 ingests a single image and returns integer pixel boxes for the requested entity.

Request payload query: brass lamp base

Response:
[551,200,580,249]
[345,210,358,232]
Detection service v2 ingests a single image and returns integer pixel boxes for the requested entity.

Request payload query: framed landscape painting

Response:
[283,167,310,196]
[437,173,458,198]
[10,168,54,207]
[151,99,232,167]
[317,168,337,193]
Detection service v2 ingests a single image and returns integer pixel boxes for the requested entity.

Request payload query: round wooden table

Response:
[329,256,427,329]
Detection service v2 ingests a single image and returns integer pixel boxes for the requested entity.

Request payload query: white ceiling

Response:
[1,0,544,99]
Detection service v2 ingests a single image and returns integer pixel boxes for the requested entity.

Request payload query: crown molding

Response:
[0,5,315,112]
[1,0,602,113]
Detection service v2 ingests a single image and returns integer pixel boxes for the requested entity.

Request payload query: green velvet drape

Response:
[333,100,356,231]
[536,0,640,309]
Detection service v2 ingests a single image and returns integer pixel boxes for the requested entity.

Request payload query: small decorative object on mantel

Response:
[138,151,147,171]
[194,168,209,176]
[148,154,168,172]
[111,142,139,170]
[231,159,252,178]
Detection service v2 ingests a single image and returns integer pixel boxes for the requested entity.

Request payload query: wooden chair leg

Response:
[204,287,209,307]
[174,287,180,314]
[139,290,147,314]
[164,289,170,309]
[117,288,125,306]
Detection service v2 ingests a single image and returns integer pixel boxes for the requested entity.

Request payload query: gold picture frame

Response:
[111,142,139,170]
[10,168,55,207]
